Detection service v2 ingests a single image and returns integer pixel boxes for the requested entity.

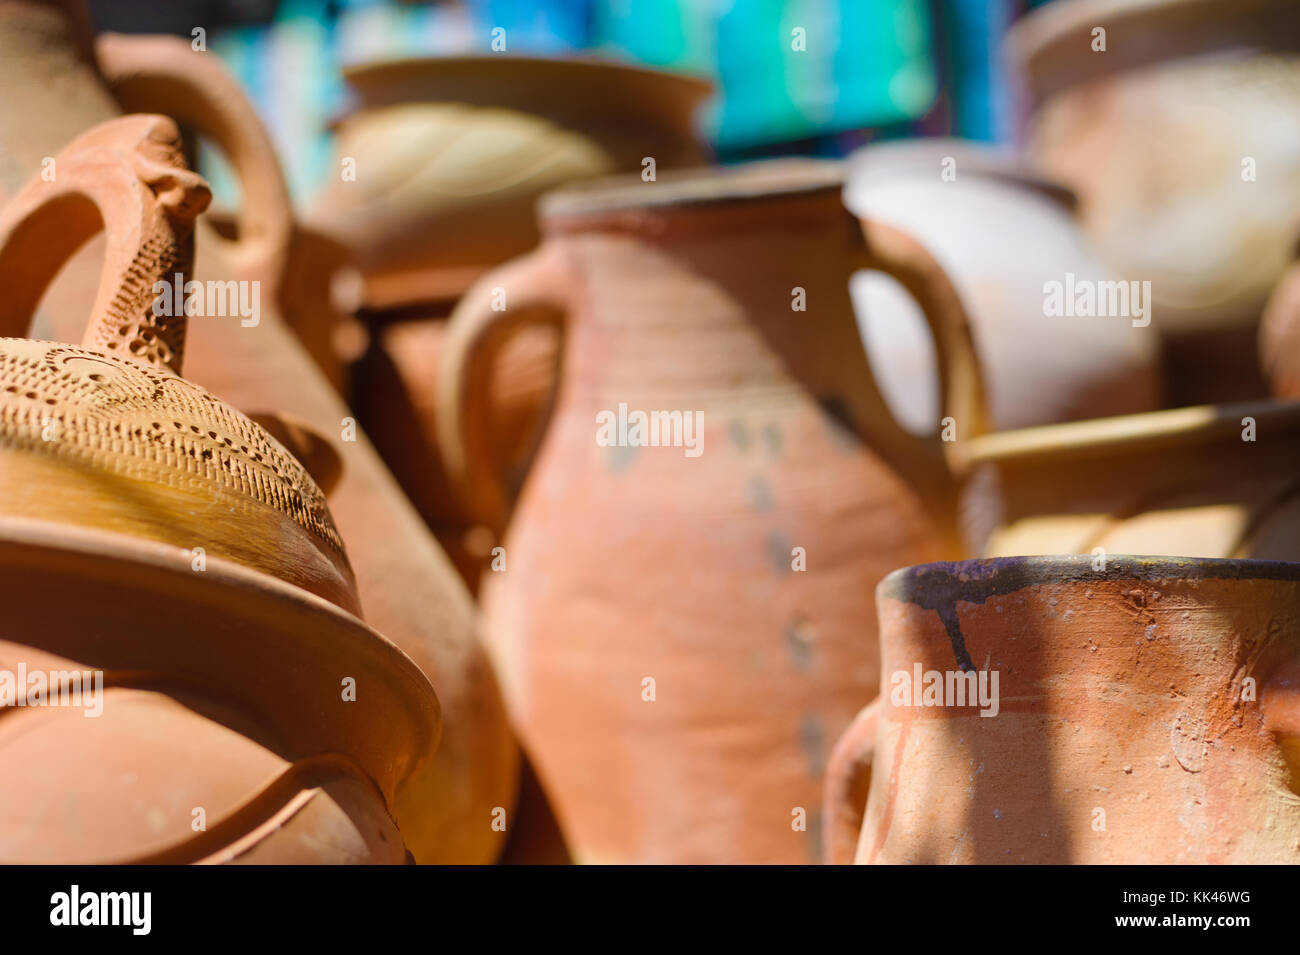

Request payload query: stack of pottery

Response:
[8,0,1300,872]
[0,114,440,863]
[1008,0,1300,405]
[437,159,987,863]
[309,55,712,590]
[0,0,516,866]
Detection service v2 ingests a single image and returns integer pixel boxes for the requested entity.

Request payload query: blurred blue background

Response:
[88,0,1054,205]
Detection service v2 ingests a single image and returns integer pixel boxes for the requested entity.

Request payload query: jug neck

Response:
[546,190,872,402]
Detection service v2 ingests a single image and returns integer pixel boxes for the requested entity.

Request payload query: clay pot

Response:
[0,114,440,864]
[437,160,988,863]
[0,5,517,865]
[315,56,712,594]
[311,55,712,309]
[960,400,1300,560]
[1007,0,1300,404]
[826,555,1300,864]
[845,138,1162,432]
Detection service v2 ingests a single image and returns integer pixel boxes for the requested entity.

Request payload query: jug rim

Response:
[1007,0,1300,109]
[881,553,1300,604]
[540,158,844,220]
[336,53,712,123]
[965,399,1300,465]
[845,138,1077,210]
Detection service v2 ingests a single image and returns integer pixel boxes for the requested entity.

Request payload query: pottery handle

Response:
[822,697,880,865]
[849,216,989,473]
[96,32,294,286]
[0,113,211,373]
[438,243,571,531]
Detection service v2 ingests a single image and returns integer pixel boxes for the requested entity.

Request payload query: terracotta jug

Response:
[0,114,440,863]
[0,4,516,865]
[845,138,1161,432]
[826,556,1300,864]
[960,400,1300,561]
[1007,0,1300,405]
[437,160,987,863]
[315,55,713,593]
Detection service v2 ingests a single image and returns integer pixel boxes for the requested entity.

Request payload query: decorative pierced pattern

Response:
[81,229,191,372]
[0,339,344,556]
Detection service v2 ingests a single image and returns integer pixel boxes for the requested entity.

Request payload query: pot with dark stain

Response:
[437,160,988,863]
[826,555,1300,864]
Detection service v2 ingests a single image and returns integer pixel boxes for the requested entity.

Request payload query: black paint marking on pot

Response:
[878,555,1300,673]
[798,713,825,776]
[605,442,638,473]
[784,616,815,671]
[818,395,859,450]
[766,529,792,573]
[727,418,750,452]
[762,422,782,458]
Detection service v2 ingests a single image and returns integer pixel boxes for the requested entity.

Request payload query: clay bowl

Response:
[313,54,712,307]
[961,400,1300,560]
[827,555,1300,864]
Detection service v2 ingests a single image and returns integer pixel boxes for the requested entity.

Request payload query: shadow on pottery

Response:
[961,399,1300,559]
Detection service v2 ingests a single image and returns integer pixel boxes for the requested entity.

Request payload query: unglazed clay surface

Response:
[0,10,518,863]
[439,161,984,863]
[0,108,439,864]
[850,557,1300,864]
[961,401,1300,561]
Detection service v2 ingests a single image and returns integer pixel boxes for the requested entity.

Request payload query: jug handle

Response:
[848,216,989,475]
[822,697,880,865]
[95,32,294,288]
[437,243,572,532]
[0,113,211,374]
